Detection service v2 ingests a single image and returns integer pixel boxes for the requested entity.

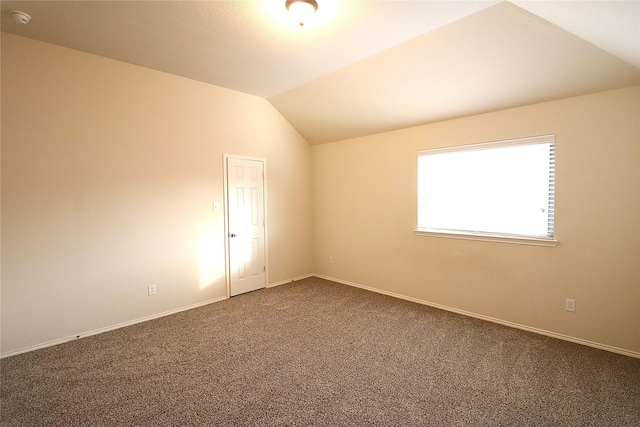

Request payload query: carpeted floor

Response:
[1,277,639,426]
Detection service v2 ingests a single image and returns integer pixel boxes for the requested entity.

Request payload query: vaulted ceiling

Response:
[2,1,639,144]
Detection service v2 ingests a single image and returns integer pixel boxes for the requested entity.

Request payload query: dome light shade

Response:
[285,0,318,26]
[10,10,31,24]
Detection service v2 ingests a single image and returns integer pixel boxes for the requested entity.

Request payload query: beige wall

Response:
[2,32,638,358]
[312,86,640,355]
[1,33,313,355]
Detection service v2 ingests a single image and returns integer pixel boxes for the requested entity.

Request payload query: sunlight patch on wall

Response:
[198,220,225,289]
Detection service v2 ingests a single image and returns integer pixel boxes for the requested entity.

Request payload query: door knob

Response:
[229,233,237,238]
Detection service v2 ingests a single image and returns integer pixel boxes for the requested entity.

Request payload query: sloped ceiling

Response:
[270,2,640,144]
[1,1,639,145]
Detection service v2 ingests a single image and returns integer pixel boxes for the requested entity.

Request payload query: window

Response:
[417,134,556,246]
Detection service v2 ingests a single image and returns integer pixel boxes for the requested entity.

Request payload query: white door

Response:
[226,157,266,296]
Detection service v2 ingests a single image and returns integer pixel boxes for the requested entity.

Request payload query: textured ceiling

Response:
[1,1,639,145]
[270,2,640,144]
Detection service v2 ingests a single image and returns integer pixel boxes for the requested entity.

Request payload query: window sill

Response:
[415,229,558,247]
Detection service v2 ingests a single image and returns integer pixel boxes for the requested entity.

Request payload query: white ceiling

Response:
[2,1,639,145]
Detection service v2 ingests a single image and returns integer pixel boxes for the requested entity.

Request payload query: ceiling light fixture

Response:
[285,0,318,27]
[10,10,32,25]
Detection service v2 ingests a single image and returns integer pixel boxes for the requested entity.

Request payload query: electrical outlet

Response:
[565,298,575,312]
[329,256,334,264]
[148,284,157,296]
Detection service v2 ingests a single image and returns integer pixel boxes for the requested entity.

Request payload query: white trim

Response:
[415,229,558,247]
[0,296,228,359]
[313,274,640,360]
[268,273,314,288]
[418,133,555,155]
[417,134,556,243]
[263,161,269,288]
[223,155,231,297]
[1,272,312,358]
[223,154,269,297]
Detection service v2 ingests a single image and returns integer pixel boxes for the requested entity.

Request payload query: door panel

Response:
[227,158,266,296]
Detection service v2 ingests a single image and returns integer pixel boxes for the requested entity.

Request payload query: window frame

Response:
[415,134,558,247]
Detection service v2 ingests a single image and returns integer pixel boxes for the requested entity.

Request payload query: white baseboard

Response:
[268,273,314,288]
[7,274,637,360]
[1,296,228,359]
[1,273,315,359]
[314,274,640,359]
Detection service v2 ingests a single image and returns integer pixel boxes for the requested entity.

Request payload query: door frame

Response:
[223,154,268,297]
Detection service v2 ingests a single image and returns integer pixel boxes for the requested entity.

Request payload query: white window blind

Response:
[417,135,555,244]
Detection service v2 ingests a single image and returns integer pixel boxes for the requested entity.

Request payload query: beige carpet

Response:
[2,277,639,426]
